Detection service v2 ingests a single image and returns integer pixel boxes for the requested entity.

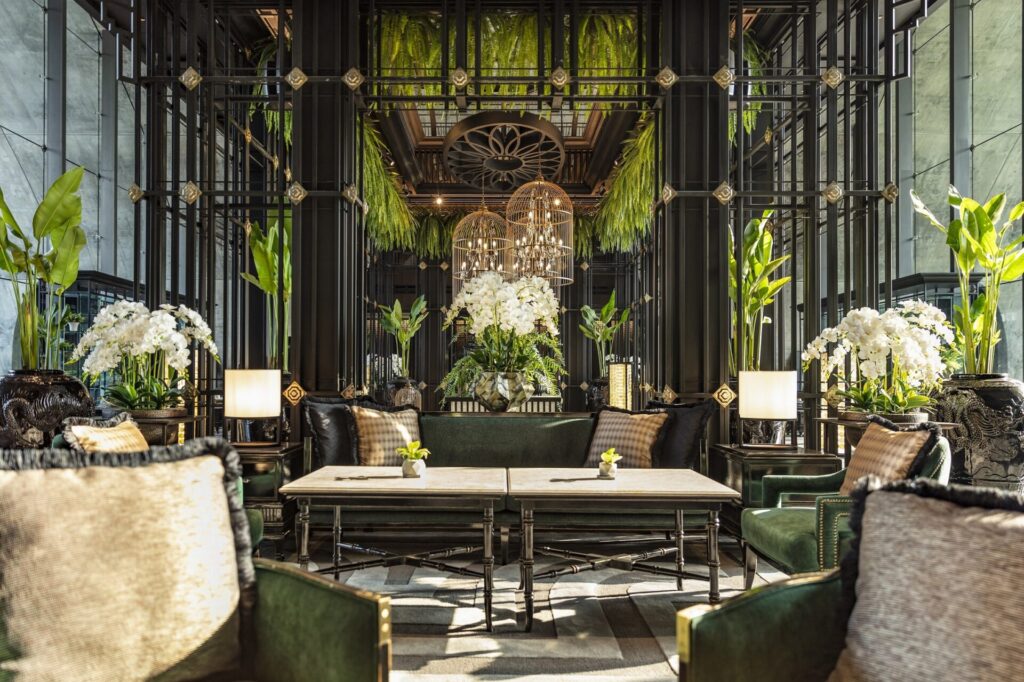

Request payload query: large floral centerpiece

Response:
[802,300,955,421]
[440,271,565,411]
[71,301,219,414]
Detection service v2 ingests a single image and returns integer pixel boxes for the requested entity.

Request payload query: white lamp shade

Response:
[738,371,797,420]
[224,369,282,418]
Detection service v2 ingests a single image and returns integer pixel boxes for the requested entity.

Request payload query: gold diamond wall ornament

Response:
[712,65,735,90]
[550,66,569,89]
[661,182,678,205]
[712,181,735,205]
[881,183,899,203]
[282,381,307,406]
[440,261,449,271]
[283,67,308,89]
[418,381,428,391]
[451,67,470,89]
[644,293,653,303]
[343,67,364,91]
[559,381,568,391]
[341,384,357,399]
[342,184,359,204]
[580,381,590,392]
[822,182,844,204]
[179,66,202,90]
[655,65,678,89]
[286,182,307,204]
[821,66,844,89]
[713,383,737,408]
[640,382,654,393]
[764,127,773,145]
[243,127,253,145]
[579,261,590,271]
[180,181,202,205]
[128,184,144,204]
[661,385,679,404]
[419,261,428,270]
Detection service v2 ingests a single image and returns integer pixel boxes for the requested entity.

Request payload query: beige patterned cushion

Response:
[829,484,1024,681]
[350,406,421,466]
[0,455,242,681]
[584,409,668,468]
[69,420,150,453]
[839,422,934,495]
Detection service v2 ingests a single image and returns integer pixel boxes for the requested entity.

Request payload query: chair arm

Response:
[677,571,848,682]
[762,468,847,507]
[251,559,391,682]
[814,495,853,570]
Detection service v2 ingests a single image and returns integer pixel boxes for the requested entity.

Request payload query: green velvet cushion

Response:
[741,507,820,574]
[246,509,264,549]
[418,414,594,467]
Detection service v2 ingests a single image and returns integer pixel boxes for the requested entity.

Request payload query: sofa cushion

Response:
[829,479,1024,681]
[741,506,820,574]
[838,417,939,495]
[418,414,594,467]
[302,396,384,467]
[350,405,421,466]
[0,438,255,681]
[646,400,716,468]
[62,413,149,454]
[584,408,668,468]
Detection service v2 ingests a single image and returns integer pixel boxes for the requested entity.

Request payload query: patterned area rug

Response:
[301,536,786,681]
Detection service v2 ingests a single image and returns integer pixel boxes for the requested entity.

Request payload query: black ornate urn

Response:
[0,370,94,448]
[934,373,1024,490]
[586,377,609,412]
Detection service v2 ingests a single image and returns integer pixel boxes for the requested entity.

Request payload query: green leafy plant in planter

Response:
[397,439,431,477]
[0,167,88,370]
[910,187,1024,374]
[396,440,431,460]
[378,295,429,378]
[728,209,791,374]
[579,289,630,379]
[241,210,292,370]
[598,447,622,478]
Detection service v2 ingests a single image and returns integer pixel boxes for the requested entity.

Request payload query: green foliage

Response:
[104,369,186,411]
[249,36,293,148]
[910,186,1024,374]
[0,167,87,370]
[579,289,630,378]
[600,447,622,464]
[729,34,768,144]
[413,211,462,259]
[241,210,292,368]
[839,377,933,415]
[378,295,429,377]
[438,331,566,405]
[592,118,656,253]
[363,118,418,252]
[396,440,431,460]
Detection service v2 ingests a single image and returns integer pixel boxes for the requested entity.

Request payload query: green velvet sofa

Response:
[739,435,951,584]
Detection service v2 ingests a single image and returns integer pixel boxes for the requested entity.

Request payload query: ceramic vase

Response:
[473,371,535,412]
[402,458,426,478]
[598,461,617,479]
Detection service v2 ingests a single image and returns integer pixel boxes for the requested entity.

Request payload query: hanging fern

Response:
[249,36,294,150]
[574,213,598,260]
[728,33,767,145]
[412,211,464,260]
[592,117,656,253]
[363,118,417,252]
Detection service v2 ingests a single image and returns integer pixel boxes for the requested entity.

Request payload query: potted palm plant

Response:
[378,295,429,407]
[0,168,94,447]
[579,290,630,410]
[911,187,1024,487]
[241,210,291,371]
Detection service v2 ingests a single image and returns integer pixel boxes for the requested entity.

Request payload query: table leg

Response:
[298,498,311,570]
[675,510,685,591]
[707,510,721,604]
[482,503,494,632]
[332,506,343,580]
[521,505,535,632]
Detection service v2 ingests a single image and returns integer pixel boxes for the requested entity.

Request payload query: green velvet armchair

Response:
[739,436,950,586]
[677,570,849,682]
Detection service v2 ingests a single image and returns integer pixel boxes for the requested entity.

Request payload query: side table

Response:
[238,442,304,560]
[707,444,843,536]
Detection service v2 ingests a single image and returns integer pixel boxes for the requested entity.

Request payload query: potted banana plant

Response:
[579,290,630,410]
[378,295,428,408]
[911,187,1024,489]
[241,210,291,371]
[0,168,94,447]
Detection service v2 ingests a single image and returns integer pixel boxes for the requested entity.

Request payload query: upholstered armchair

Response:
[740,428,950,587]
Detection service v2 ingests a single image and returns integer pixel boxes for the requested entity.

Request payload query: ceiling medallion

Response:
[179,66,202,91]
[881,183,899,203]
[282,381,307,406]
[661,385,679,404]
[712,383,736,408]
[127,183,144,204]
[712,65,735,90]
[451,67,470,89]
[661,182,678,205]
[452,208,510,286]
[550,66,570,89]
[821,66,844,89]
[286,182,308,204]
[507,177,574,286]
[180,181,202,205]
[822,182,844,204]
[655,65,679,89]
[342,67,364,91]
[712,181,735,205]
[443,110,565,192]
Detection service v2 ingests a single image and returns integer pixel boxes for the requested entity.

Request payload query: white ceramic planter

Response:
[402,458,426,478]
[598,461,617,479]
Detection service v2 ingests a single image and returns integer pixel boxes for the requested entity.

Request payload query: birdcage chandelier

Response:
[505,177,573,287]
[451,206,510,295]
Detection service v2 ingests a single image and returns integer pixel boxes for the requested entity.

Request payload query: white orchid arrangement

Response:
[439,271,565,402]
[71,300,219,410]
[802,300,956,414]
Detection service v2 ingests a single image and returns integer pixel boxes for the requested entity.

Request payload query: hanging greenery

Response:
[591,117,656,253]
[363,118,417,252]
[249,36,294,149]
[413,211,464,260]
[728,33,768,144]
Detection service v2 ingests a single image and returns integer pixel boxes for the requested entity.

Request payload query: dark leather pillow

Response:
[301,396,384,467]
[645,400,716,468]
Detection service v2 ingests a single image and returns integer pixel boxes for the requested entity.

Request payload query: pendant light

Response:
[506,176,573,286]
[451,205,510,297]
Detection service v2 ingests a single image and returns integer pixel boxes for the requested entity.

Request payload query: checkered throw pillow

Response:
[350,406,421,466]
[584,409,669,468]
[839,419,939,495]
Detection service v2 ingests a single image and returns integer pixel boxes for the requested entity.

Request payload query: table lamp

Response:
[224,369,282,446]
[738,370,798,449]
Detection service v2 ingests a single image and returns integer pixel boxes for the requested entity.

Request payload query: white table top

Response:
[280,466,508,497]
[507,467,740,500]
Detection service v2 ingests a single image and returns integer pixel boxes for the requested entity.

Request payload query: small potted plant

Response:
[379,295,429,407]
[396,440,430,478]
[598,447,622,479]
[579,290,630,410]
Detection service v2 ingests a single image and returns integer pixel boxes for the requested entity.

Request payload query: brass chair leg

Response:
[743,542,757,590]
